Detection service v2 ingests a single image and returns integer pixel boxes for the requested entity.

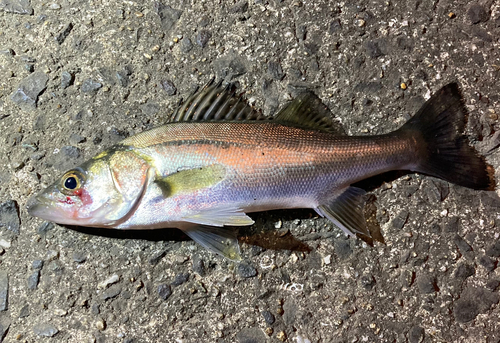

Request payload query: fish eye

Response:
[64,176,78,190]
[61,170,85,192]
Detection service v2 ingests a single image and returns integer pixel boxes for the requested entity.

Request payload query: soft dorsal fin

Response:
[169,79,344,134]
[274,91,345,135]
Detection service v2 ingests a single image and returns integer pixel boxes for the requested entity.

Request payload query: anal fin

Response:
[182,225,242,261]
[315,186,370,237]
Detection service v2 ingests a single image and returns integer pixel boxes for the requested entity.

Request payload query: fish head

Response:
[27,149,150,227]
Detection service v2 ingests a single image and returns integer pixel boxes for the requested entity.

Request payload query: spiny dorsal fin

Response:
[169,79,344,135]
[170,78,266,122]
[274,91,346,135]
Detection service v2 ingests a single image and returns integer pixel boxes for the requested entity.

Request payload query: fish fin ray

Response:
[183,206,255,227]
[274,91,346,134]
[316,186,370,237]
[170,81,266,122]
[182,225,242,261]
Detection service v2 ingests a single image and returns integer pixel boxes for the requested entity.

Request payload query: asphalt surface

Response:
[0,0,500,342]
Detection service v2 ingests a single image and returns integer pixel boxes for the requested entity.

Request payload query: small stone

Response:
[486,240,500,257]
[100,285,121,300]
[416,274,436,294]
[230,0,248,13]
[55,22,73,45]
[408,325,424,343]
[158,284,172,300]
[155,3,182,32]
[454,263,475,279]
[180,38,193,53]
[485,280,500,291]
[237,327,267,343]
[238,263,257,278]
[391,210,409,230]
[33,323,59,337]
[453,235,472,254]
[0,270,8,311]
[467,4,489,24]
[453,287,499,323]
[478,255,496,272]
[61,145,81,160]
[329,18,341,33]
[32,260,43,270]
[98,274,120,289]
[261,310,275,325]
[149,249,168,265]
[37,221,54,236]
[61,71,74,89]
[46,250,59,261]
[360,274,376,290]
[27,270,40,290]
[161,80,176,96]
[81,79,102,92]
[196,30,211,48]
[96,318,106,331]
[0,200,20,234]
[334,238,352,259]
[72,251,87,263]
[19,304,30,318]
[11,71,49,109]
[268,61,285,81]
[171,273,189,286]
[91,303,100,315]
[69,133,85,145]
[192,255,206,276]
[0,0,33,15]
[364,40,385,58]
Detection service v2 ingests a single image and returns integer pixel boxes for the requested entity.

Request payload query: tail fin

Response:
[400,83,495,190]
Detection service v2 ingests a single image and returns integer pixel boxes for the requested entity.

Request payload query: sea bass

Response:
[27,81,495,260]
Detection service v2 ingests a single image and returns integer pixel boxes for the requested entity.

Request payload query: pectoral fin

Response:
[182,225,242,261]
[315,186,370,237]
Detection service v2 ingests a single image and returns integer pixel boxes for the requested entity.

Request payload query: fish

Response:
[27,81,495,260]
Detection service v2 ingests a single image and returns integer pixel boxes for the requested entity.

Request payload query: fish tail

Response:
[400,83,495,190]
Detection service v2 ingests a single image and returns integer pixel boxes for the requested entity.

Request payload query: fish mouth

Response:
[26,195,52,219]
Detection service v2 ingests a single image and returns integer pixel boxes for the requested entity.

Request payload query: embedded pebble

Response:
[0,200,20,235]
[158,284,172,300]
[155,3,182,32]
[454,263,475,279]
[478,255,496,272]
[408,325,425,343]
[237,327,267,343]
[268,61,285,81]
[81,79,102,92]
[238,263,257,278]
[196,30,211,48]
[454,287,499,323]
[55,22,73,45]
[37,222,54,236]
[32,260,44,270]
[100,285,121,300]
[192,255,206,276]
[0,270,8,311]
[61,71,74,89]
[19,304,30,318]
[72,251,87,263]
[33,323,59,337]
[27,270,40,290]
[467,4,489,24]
[98,274,120,289]
[416,274,436,294]
[161,80,177,96]
[171,273,189,286]
[486,240,500,257]
[0,0,33,15]
[261,310,275,325]
[180,38,193,53]
[11,71,48,109]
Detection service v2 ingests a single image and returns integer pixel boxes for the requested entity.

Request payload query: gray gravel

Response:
[0,0,500,342]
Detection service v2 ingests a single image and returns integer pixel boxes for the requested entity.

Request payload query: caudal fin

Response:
[400,83,495,190]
